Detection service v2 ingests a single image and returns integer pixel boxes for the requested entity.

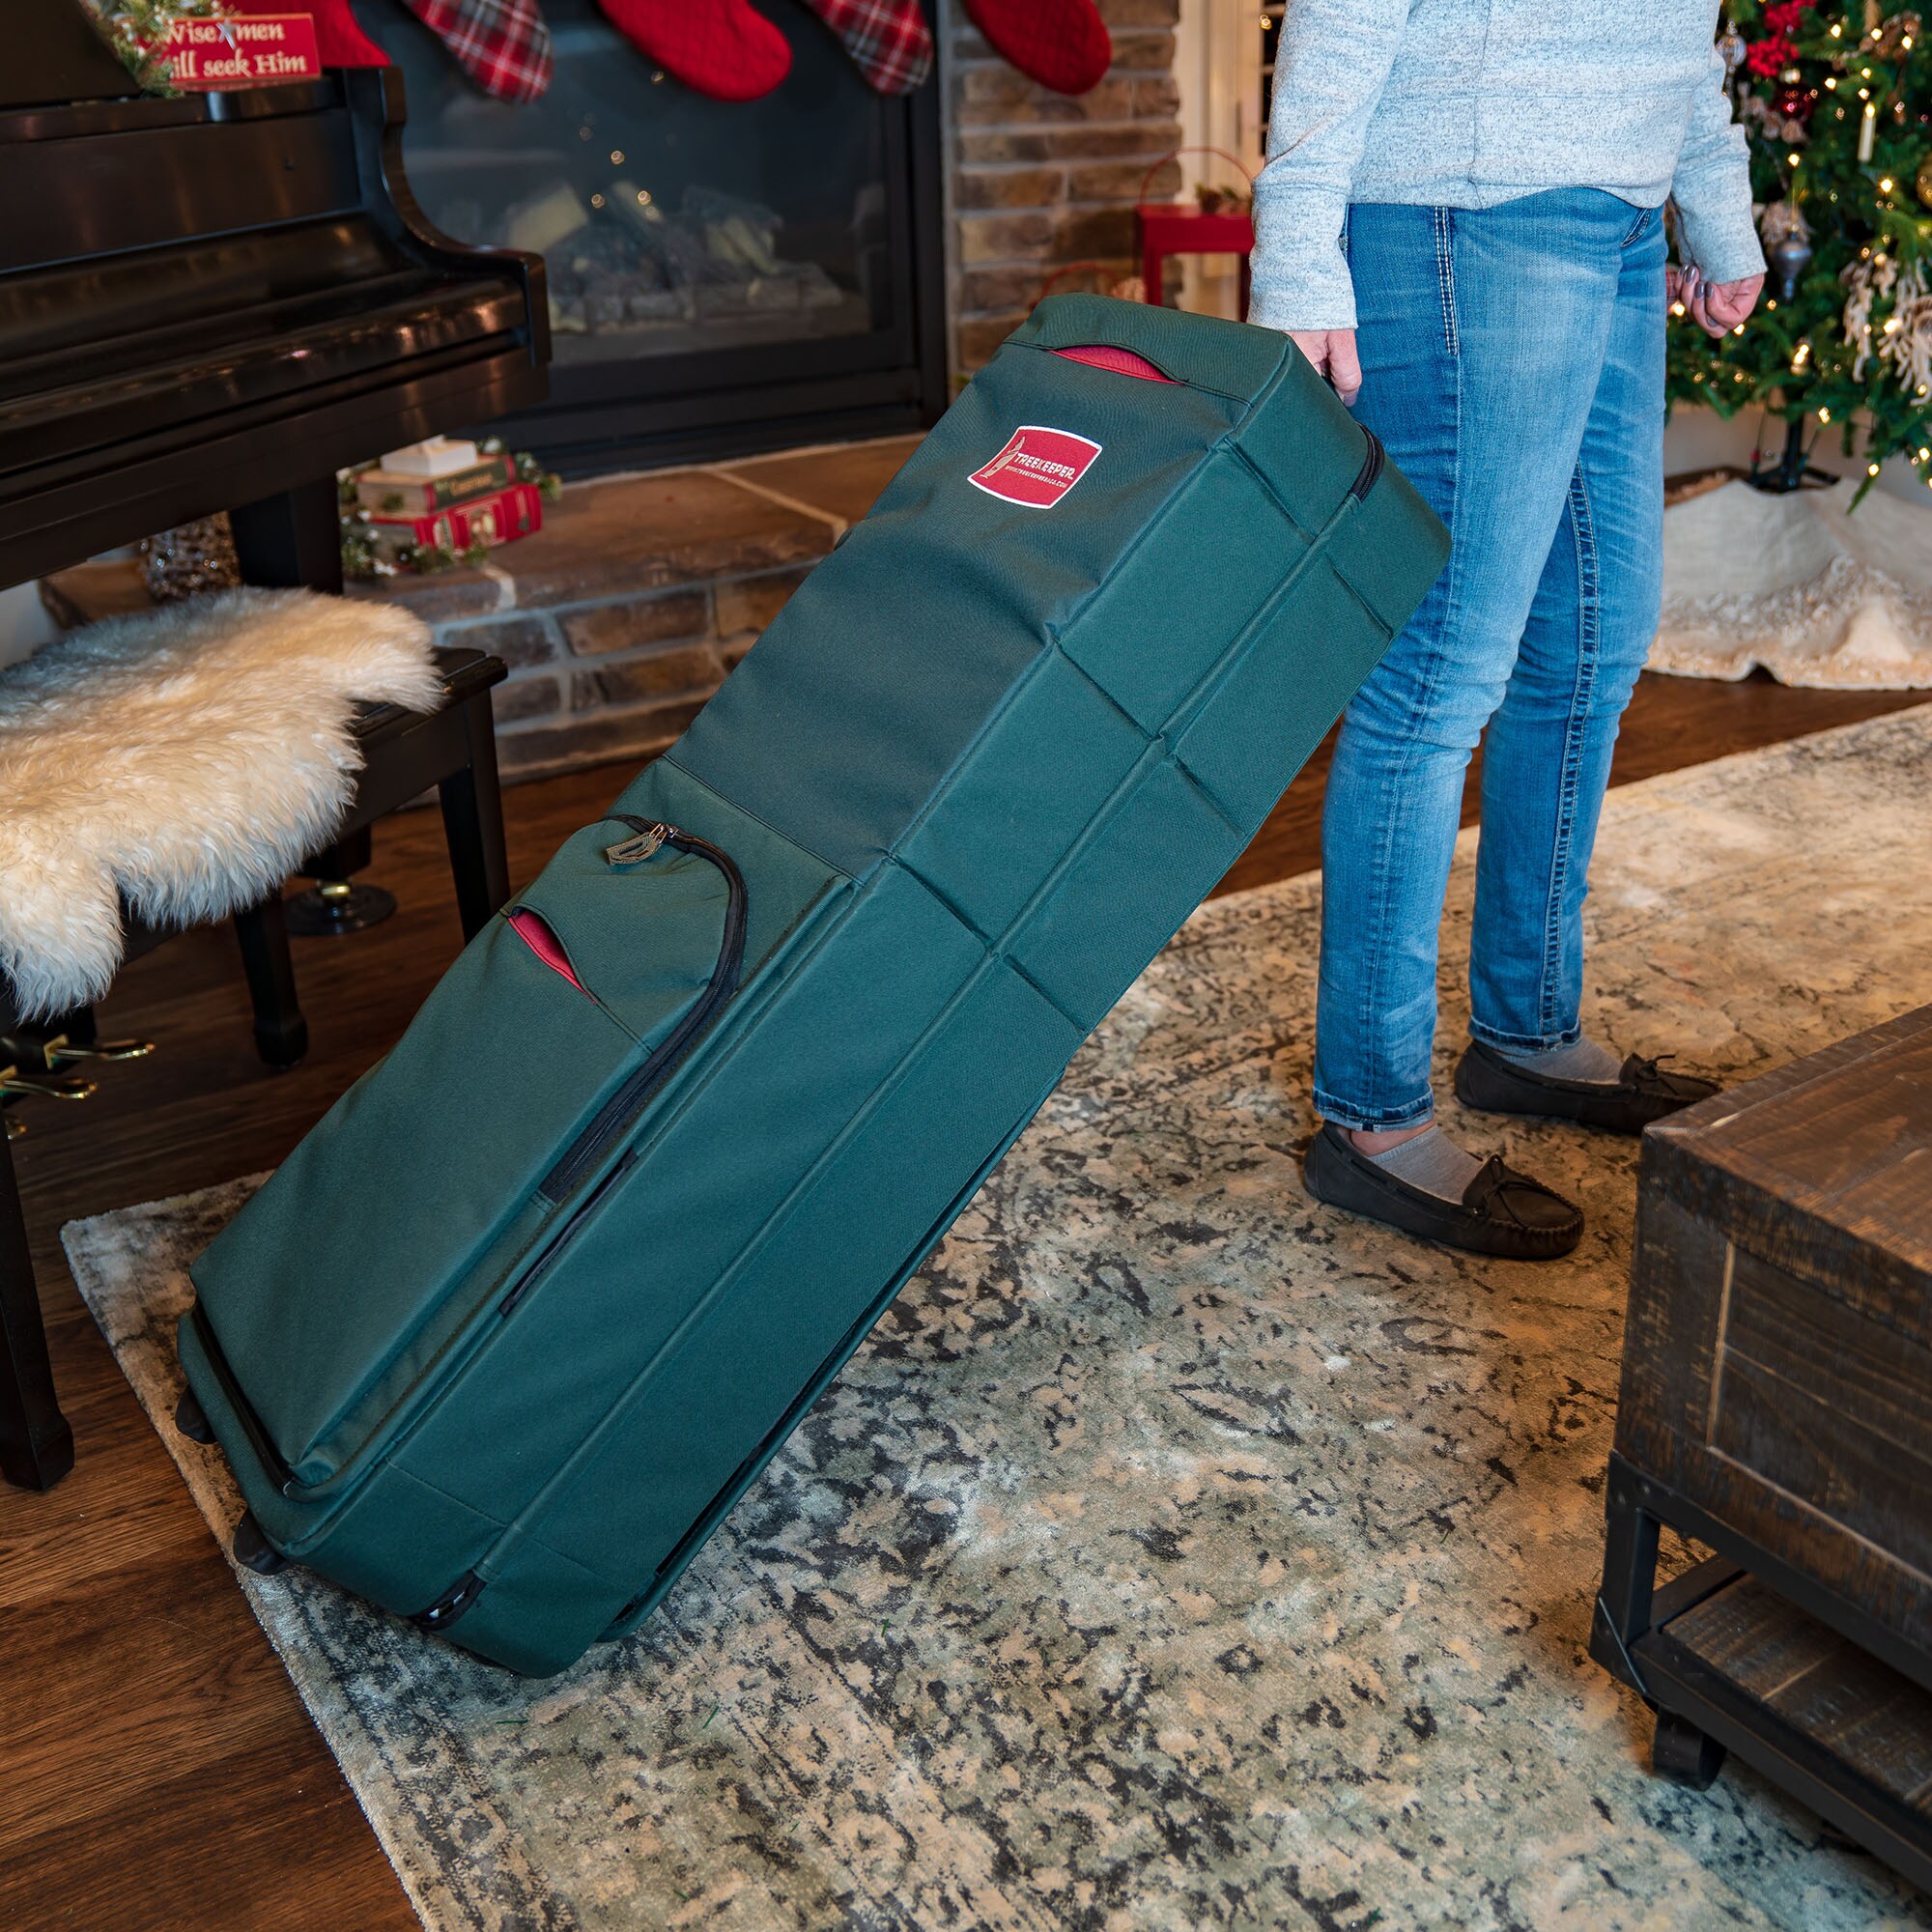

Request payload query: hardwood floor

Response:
[0,671,1923,1932]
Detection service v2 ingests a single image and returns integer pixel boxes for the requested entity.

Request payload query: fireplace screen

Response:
[367,0,946,469]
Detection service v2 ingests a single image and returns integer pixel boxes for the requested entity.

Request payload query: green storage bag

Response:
[181,296,1449,1675]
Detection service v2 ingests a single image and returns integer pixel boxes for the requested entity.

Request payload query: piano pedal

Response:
[46,1035,155,1065]
[0,1065,99,1103]
[286,826,397,937]
[284,877,398,937]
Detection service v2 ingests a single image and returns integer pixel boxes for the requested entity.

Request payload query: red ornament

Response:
[1764,0,1808,33]
[1746,35,1793,75]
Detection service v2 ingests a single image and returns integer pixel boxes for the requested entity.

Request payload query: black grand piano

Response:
[0,2,550,1490]
[1,1,548,591]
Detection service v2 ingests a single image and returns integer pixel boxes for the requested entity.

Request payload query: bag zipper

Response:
[499,1150,635,1316]
[408,821,747,1625]
[535,817,747,1207]
[188,819,746,1511]
[1349,426,1384,502]
[187,1303,299,1494]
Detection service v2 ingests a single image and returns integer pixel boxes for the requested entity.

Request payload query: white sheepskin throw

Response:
[0,587,439,1019]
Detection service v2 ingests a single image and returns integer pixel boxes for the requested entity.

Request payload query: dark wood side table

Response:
[1593,1003,1932,1890]
[0,647,508,1492]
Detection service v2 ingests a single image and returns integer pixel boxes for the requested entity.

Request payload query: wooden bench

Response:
[0,647,508,1492]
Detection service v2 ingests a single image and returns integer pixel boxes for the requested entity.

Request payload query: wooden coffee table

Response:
[1594,1003,1932,1889]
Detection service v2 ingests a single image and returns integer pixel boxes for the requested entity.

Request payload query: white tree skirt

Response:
[1651,477,1932,688]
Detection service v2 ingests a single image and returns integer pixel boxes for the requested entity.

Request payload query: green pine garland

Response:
[1674,4,1932,498]
[86,0,226,94]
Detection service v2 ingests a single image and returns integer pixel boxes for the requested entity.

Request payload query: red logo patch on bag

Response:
[968,426,1102,509]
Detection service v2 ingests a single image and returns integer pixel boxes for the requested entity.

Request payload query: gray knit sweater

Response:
[1249,0,1766,332]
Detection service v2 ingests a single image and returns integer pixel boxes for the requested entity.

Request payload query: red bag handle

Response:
[1054,344,1174,384]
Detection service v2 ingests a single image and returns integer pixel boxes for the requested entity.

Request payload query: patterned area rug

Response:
[67,712,1932,1932]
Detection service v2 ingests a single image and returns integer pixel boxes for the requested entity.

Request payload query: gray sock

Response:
[1360,1124,1484,1203]
[1500,1036,1624,1085]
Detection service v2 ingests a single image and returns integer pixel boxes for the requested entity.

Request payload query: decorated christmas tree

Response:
[1670,1,1932,498]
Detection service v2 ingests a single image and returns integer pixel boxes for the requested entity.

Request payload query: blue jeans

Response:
[1313,189,1667,1131]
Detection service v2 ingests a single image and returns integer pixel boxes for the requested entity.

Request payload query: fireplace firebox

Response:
[364,0,948,473]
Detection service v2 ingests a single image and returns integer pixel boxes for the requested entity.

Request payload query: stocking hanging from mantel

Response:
[796,0,932,94]
[401,0,554,101]
[963,0,1111,96]
[592,0,792,100]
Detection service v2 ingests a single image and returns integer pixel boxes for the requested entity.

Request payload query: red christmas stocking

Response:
[402,0,554,101]
[963,0,1110,96]
[795,0,932,94]
[227,0,388,67]
[593,0,792,100]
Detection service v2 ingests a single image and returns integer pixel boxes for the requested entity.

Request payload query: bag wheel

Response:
[174,1387,216,1444]
[1652,1709,1726,1789]
[233,1510,289,1576]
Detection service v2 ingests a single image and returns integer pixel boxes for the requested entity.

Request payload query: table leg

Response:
[1590,1453,1662,1694]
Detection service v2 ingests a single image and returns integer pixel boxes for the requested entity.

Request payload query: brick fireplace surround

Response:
[44,0,1183,782]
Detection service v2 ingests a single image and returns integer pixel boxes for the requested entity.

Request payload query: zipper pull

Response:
[605,822,674,867]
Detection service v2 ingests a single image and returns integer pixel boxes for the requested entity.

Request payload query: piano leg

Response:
[0,1129,73,1492]
[229,475,343,595]
[438,685,511,941]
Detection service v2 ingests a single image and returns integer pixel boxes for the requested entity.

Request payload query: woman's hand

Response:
[1290,328,1363,405]
[1669,266,1765,337]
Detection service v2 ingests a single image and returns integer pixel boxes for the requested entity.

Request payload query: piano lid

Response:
[3,1,145,111]
[0,36,549,591]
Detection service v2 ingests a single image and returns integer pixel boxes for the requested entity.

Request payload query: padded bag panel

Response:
[895,647,1146,943]
[192,844,732,1484]
[1061,450,1313,733]
[391,861,987,1531]
[454,960,1084,1676]
[1175,559,1395,835]
[668,307,1258,879]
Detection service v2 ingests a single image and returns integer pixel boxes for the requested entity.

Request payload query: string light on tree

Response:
[1675,3,1932,497]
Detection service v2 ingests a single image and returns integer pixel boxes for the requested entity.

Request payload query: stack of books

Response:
[355,439,544,560]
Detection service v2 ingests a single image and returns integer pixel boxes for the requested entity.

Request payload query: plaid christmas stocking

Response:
[963,0,1110,95]
[594,0,791,100]
[402,0,554,101]
[795,0,932,94]
[227,0,387,66]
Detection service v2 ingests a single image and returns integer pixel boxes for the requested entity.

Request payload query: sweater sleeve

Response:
[1246,0,1411,334]
[1670,41,1766,283]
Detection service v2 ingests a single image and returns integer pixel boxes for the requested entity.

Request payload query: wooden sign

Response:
[160,13,322,89]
